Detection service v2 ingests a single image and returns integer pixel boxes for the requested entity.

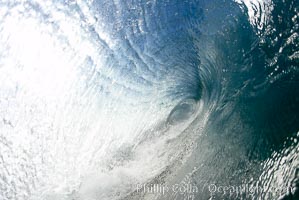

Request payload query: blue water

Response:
[0,0,298,199]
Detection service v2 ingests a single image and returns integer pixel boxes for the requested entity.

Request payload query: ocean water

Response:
[0,0,298,199]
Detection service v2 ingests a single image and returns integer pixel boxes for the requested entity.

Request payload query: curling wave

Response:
[0,0,298,200]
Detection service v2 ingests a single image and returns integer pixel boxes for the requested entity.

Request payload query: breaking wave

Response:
[0,0,298,199]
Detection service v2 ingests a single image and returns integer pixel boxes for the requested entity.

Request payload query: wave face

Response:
[0,0,298,199]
